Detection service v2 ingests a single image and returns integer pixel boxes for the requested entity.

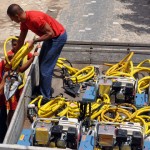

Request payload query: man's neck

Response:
[20,11,27,22]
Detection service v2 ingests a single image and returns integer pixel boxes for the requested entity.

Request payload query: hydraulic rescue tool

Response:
[4,71,22,101]
[110,78,136,104]
[18,117,82,149]
[94,122,143,150]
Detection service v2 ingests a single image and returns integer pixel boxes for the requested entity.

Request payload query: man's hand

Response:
[34,43,41,52]
[33,52,39,57]
[3,71,9,79]
[27,40,34,50]
[8,54,14,60]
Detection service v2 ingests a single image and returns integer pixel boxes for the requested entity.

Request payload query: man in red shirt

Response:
[5,37,38,125]
[5,36,33,72]
[7,4,67,99]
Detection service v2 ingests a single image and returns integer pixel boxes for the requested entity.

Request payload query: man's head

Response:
[7,4,25,23]
[11,36,19,53]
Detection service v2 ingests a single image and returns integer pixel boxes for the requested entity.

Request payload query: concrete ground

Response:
[59,0,150,43]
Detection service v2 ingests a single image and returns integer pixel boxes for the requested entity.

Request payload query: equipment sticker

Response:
[19,134,25,140]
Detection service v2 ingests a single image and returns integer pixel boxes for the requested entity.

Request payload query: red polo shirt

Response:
[7,50,32,60]
[20,11,65,37]
[5,50,33,110]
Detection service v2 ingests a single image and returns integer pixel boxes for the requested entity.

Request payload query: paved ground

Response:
[58,0,150,43]
[0,0,149,57]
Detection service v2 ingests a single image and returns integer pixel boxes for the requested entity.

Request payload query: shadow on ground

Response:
[117,0,150,34]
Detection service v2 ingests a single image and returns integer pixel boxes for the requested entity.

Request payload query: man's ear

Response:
[15,13,20,19]
[15,14,19,18]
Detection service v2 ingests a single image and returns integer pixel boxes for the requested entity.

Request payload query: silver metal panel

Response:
[3,77,31,144]
[0,144,65,150]
[4,54,40,144]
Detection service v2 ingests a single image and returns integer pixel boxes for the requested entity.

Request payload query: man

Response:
[7,4,67,99]
[5,36,33,72]
[4,36,38,125]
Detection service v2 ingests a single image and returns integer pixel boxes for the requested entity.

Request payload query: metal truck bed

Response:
[0,42,149,150]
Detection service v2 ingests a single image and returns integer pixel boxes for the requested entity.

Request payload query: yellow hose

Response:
[30,96,80,118]
[11,43,30,70]
[70,66,95,83]
[56,58,95,83]
[105,52,134,77]
[56,58,78,75]
[3,36,18,65]
[28,54,150,136]
[138,76,150,93]
[137,59,150,67]
[4,36,33,70]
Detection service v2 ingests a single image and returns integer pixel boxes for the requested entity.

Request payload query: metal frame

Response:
[0,42,149,150]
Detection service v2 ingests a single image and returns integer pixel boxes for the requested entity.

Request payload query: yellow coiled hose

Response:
[96,104,150,135]
[28,53,150,136]
[57,101,80,118]
[11,43,31,70]
[91,94,110,119]
[104,52,150,95]
[4,36,18,65]
[29,94,108,119]
[4,36,33,70]
[4,36,34,89]
[30,95,81,118]
[105,52,150,79]
[138,76,150,93]
[56,58,95,83]
[70,66,95,83]
[30,95,66,118]
[57,58,78,75]
[105,52,134,76]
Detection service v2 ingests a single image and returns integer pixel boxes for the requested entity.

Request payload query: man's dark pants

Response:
[0,105,7,143]
[39,31,67,98]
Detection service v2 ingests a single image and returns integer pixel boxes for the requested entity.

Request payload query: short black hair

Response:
[11,36,19,44]
[7,4,24,17]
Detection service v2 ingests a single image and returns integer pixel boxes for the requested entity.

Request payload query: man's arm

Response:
[34,23,55,42]
[16,30,28,51]
[18,52,38,73]
[0,72,8,95]
[0,79,5,94]
[28,23,55,48]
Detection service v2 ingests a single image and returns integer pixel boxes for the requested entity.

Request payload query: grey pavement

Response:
[58,0,150,43]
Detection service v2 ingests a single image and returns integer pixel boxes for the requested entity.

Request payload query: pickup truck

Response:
[1,41,150,150]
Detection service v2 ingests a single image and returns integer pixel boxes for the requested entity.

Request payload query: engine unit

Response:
[18,117,81,149]
[98,77,112,97]
[110,78,136,104]
[95,122,144,150]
